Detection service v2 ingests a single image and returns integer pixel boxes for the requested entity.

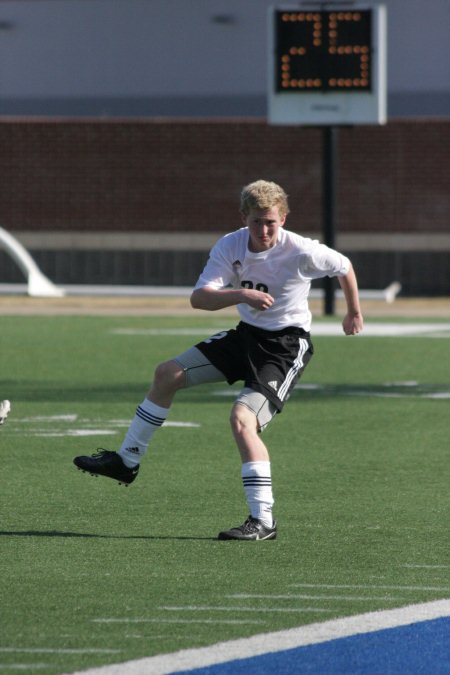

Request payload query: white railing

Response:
[0,226,65,297]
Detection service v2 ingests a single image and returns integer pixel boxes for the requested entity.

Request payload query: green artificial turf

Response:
[0,315,449,674]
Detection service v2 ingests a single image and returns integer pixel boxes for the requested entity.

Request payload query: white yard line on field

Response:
[159,605,333,614]
[290,583,450,592]
[93,618,265,625]
[0,664,50,670]
[10,416,200,438]
[402,564,450,569]
[66,599,450,675]
[20,415,79,423]
[0,649,120,654]
[110,323,450,338]
[1,648,121,672]
[229,593,405,601]
[212,383,450,400]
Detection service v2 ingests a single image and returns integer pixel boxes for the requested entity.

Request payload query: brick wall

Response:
[338,123,449,233]
[0,118,448,234]
[0,118,449,294]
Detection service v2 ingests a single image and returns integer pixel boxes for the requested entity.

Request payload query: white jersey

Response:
[194,227,350,331]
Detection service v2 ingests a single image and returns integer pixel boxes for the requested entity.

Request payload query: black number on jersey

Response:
[241,280,269,293]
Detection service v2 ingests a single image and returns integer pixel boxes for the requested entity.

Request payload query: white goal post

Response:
[0,226,65,297]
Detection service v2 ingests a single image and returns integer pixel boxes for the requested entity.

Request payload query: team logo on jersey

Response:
[268,381,278,391]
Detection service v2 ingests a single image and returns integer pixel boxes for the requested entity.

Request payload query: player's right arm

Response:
[190,286,274,312]
[190,231,274,312]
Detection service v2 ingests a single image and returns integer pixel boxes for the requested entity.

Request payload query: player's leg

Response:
[230,395,272,463]
[73,347,225,484]
[219,332,314,540]
[116,359,186,470]
[118,349,225,468]
[219,389,278,541]
[117,329,243,485]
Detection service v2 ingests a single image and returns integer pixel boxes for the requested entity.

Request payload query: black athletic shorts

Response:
[195,321,314,413]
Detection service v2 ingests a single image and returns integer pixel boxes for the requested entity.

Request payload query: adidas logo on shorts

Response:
[268,381,278,391]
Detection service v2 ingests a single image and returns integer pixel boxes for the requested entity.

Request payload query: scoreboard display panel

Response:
[268,4,387,125]
[275,10,372,92]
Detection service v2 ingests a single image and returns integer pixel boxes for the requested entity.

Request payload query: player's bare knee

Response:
[230,402,259,436]
[153,359,186,394]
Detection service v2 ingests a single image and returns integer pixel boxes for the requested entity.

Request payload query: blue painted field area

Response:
[178,617,450,675]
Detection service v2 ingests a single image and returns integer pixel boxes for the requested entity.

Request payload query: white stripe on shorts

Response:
[277,338,310,402]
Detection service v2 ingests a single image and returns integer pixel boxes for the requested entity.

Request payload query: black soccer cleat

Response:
[218,515,277,541]
[73,449,139,486]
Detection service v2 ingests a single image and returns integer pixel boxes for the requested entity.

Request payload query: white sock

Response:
[119,399,169,467]
[241,461,274,528]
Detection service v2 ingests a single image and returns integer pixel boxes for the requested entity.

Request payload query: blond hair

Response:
[240,180,289,216]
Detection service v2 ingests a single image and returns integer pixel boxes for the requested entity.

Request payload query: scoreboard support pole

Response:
[323,125,337,316]
[268,5,387,314]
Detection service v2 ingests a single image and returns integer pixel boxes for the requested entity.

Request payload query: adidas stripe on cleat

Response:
[218,515,277,541]
[73,449,139,486]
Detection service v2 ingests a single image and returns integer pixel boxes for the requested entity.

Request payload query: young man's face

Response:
[242,206,286,253]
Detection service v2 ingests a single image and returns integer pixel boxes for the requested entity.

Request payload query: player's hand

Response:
[342,311,363,335]
[242,289,275,311]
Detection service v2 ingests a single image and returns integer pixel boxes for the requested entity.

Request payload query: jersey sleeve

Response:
[300,241,350,279]
[193,236,237,290]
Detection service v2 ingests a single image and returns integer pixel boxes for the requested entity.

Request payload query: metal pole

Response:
[322,126,337,315]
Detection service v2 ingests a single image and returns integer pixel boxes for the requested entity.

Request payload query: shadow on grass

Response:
[0,380,147,403]
[0,530,215,541]
[4,380,448,404]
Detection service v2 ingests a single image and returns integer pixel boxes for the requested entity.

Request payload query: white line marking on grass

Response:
[162,421,201,428]
[385,380,419,386]
[67,599,450,675]
[159,605,333,614]
[312,323,450,337]
[93,618,265,625]
[212,384,450,400]
[0,664,50,670]
[0,649,120,654]
[20,415,78,423]
[14,416,199,438]
[111,323,450,338]
[212,389,241,397]
[34,421,200,436]
[290,583,450,592]
[402,564,450,569]
[229,593,404,601]
[111,328,228,337]
[35,430,117,437]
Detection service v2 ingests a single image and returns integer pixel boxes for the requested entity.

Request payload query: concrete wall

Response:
[0,0,448,117]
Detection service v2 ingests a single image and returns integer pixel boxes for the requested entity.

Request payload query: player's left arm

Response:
[338,263,364,335]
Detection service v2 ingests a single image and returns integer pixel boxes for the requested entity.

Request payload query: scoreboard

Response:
[275,10,372,92]
[268,4,387,125]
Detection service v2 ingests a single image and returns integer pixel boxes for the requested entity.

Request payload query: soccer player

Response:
[74,180,363,540]
[0,399,11,425]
